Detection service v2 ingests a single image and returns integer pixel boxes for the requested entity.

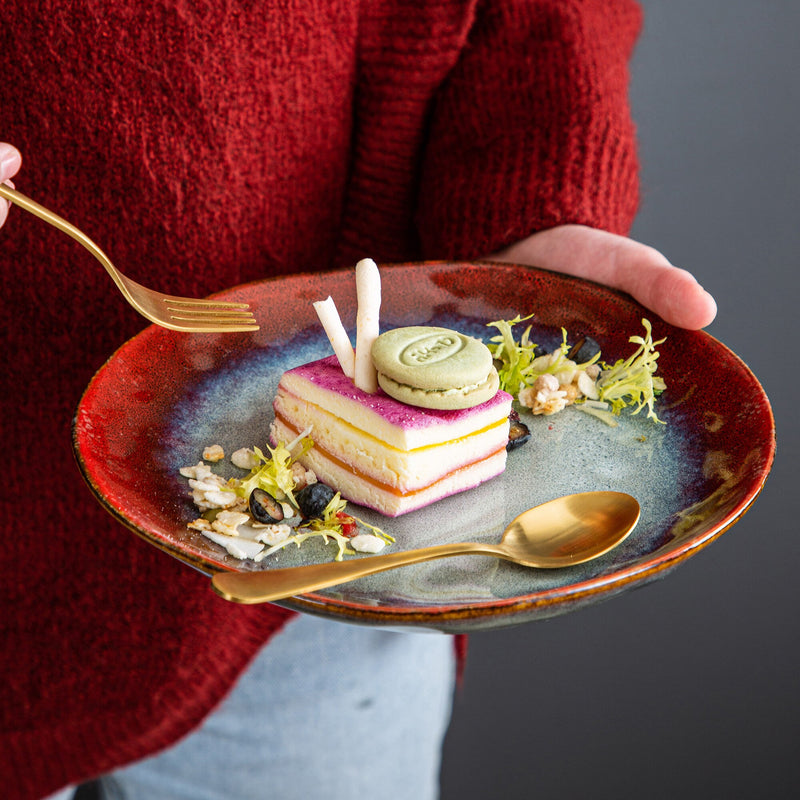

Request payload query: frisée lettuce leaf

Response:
[486,315,667,424]
[596,318,667,423]
[234,438,313,505]
[487,317,599,394]
[224,437,392,561]
[485,313,540,396]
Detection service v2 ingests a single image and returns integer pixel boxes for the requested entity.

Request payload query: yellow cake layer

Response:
[273,390,509,492]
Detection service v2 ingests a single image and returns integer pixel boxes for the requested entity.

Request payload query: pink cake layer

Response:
[277,355,512,450]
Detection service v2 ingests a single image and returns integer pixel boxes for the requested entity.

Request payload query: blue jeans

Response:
[51,613,456,800]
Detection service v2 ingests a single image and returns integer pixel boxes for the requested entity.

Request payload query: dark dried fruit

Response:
[249,488,285,524]
[295,482,336,519]
[567,335,601,364]
[507,410,531,451]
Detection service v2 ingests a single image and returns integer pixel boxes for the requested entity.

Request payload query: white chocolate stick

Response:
[313,296,355,378]
[354,258,381,393]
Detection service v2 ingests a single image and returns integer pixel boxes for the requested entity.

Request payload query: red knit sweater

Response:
[1,2,641,796]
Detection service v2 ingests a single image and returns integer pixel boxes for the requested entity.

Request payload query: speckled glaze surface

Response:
[73,262,776,633]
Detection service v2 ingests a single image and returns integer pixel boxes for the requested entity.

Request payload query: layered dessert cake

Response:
[270,259,512,517]
[272,355,512,516]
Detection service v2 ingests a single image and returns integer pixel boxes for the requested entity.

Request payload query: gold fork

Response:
[0,184,259,333]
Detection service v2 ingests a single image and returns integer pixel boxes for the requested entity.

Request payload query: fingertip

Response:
[697,288,718,328]
[677,291,717,330]
[0,143,22,182]
[662,270,718,330]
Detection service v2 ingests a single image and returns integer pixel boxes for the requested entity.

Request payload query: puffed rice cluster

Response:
[180,445,387,559]
[517,353,601,416]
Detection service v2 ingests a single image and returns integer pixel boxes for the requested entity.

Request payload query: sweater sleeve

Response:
[415,0,643,259]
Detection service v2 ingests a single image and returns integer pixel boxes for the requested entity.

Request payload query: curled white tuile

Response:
[313,296,355,378]
[354,258,381,393]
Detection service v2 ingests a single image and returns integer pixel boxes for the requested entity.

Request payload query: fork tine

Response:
[167,318,261,332]
[172,324,261,332]
[168,311,258,323]
[165,306,257,319]
[162,297,261,330]
[164,298,252,309]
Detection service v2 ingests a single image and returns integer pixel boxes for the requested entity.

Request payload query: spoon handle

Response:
[211,540,502,604]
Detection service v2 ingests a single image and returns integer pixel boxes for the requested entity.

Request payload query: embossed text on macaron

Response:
[400,333,466,365]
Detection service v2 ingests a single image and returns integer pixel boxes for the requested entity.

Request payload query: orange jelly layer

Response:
[274,411,506,499]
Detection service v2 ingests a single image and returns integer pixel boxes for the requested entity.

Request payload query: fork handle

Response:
[0,183,120,283]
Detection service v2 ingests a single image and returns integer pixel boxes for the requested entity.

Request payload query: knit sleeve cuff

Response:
[415,0,643,259]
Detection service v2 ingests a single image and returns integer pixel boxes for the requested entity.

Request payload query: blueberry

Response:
[567,335,601,364]
[249,488,285,524]
[507,410,531,451]
[295,482,336,518]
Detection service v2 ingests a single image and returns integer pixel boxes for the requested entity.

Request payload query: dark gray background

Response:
[441,2,798,798]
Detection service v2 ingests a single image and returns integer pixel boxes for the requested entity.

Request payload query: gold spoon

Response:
[211,491,640,604]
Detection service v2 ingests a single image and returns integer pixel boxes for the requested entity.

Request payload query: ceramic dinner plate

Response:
[73,262,775,633]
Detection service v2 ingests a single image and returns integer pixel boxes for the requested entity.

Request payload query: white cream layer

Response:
[273,389,509,492]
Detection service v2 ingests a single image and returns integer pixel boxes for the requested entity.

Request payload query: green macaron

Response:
[371,326,499,409]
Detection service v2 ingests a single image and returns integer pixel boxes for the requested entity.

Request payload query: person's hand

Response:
[0,143,22,229]
[490,224,717,330]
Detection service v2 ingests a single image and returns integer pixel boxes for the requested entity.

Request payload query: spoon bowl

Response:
[500,491,640,568]
[211,491,640,604]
